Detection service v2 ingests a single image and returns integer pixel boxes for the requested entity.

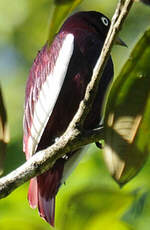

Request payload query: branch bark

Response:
[0,0,134,199]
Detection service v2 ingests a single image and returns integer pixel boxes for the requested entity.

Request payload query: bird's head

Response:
[61,11,127,47]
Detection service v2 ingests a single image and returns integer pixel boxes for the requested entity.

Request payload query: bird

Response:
[23,11,126,226]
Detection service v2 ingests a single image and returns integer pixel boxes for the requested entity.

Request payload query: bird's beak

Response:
[115,36,127,47]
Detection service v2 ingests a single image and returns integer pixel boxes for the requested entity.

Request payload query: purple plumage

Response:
[23,11,114,226]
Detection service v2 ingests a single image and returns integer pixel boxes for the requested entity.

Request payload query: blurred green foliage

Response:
[48,0,83,43]
[0,0,150,230]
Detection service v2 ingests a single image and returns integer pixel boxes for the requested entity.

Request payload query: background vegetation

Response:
[0,0,150,229]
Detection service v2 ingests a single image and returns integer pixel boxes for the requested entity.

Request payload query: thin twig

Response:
[0,0,134,199]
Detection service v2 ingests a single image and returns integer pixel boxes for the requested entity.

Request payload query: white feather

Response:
[28,33,74,156]
[61,146,89,184]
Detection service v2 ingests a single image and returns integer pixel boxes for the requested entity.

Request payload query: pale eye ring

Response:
[101,17,109,26]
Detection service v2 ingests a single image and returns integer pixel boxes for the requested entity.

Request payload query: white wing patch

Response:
[28,33,74,156]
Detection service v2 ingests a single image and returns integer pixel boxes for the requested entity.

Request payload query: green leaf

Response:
[0,86,9,175]
[58,186,134,230]
[104,29,150,186]
[140,0,150,6]
[122,190,148,225]
[48,0,83,43]
[85,214,133,230]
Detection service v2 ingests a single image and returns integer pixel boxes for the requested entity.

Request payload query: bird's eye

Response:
[101,17,109,26]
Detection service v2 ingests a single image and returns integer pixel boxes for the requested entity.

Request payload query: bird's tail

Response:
[28,159,65,226]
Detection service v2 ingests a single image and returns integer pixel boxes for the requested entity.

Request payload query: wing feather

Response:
[23,33,74,159]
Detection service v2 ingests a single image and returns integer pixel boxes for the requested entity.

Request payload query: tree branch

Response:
[0,126,104,199]
[0,0,134,199]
